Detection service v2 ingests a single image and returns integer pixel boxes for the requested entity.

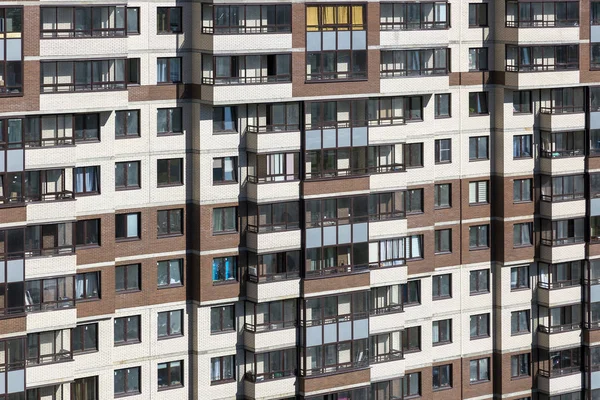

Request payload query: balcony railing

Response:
[305,263,369,279]
[540,237,584,246]
[26,350,72,366]
[369,304,403,316]
[245,369,296,383]
[540,106,584,114]
[538,323,581,333]
[244,321,296,333]
[248,270,300,283]
[25,245,75,258]
[302,313,369,327]
[539,366,581,377]
[370,350,403,364]
[246,124,300,134]
[202,76,291,85]
[25,137,75,148]
[301,357,369,377]
[25,191,74,202]
[538,280,581,290]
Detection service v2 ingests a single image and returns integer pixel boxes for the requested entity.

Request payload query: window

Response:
[513,135,532,158]
[469,225,489,249]
[539,261,582,289]
[26,386,65,399]
[432,274,451,299]
[513,91,531,113]
[469,136,488,160]
[511,266,529,290]
[211,355,235,383]
[434,183,451,208]
[26,330,72,365]
[470,269,489,294]
[213,207,237,233]
[511,354,530,379]
[546,348,581,376]
[506,45,579,72]
[158,310,183,338]
[115,110,140,137]
[25,277,75,312]
[157,108,182,134]
[157,158,182,186]
[202,4,291,34]
[402,280,420,305]
[470,314,489,338]
[246,349,296,382]
[76,219,100,247]
[0,8,23,95]
[157,360,183,388]
[127,58,140,85]
[435,139,451,163]
[546,87,585,114]
[212,256,237,282]
[115,213,140,240]
[114,315,140,344]
[213,107,237,132]
[157,7,181,33]
[157,259,183,287]
[402,326,421,353]
[541,218,585,246]
[75,272,100,300]
[469,92,489,115]
[541,175,584,202]
[469,181,488,204]
[71,377,98,400]
[432,319,452,345]
[210,305,234,333]
[381,49,450,77]
[514,223,533,247]
[469,48,488,71]
[249,251,300,281]
[406,143,423,167]
[41,60,126,92]
[469,358,489,382]
[511,310,530,335]
[115,264,140,292]
[403,372,420,397]
[250,152,300,181]
[72,324,98,353]
[157,57,181,83]
[507,1,578,27]
[305,5,367,81]
[127,7,139,34]
[469,3,488,27]
[406,189,423,213]
[206,54,292,84]
[435,94,451,118]
[433,364,452,389]
[247,299,296,332]
[249,202,300,232]
[404,96,423,120]
[213,157,237,183]
[74,166,100,195]
[41,6,126,37]
[23,168,69,202]
[74,114,100,141]
[380,2,449,30]
[513,179,532,203]
[434,230,451,254]
[370,331,402,363]
[114,367,140,396]
[115,161,140,189]
[157,209,183,237]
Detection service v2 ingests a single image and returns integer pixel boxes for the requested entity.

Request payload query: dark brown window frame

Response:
[468,47,488,71]
[157,158,183,186]
[114,366,141,396]
[115,161,140,190]
[158,310,184,338]
[115,212,141,240]
[468,3,488,27]
[40,59,127,93]
[157,208,183,237]
[434,230,452,254]
[380,2,450,31]
[470,269,489,293]
[72,323,98,353]
[157,7,182,34]
[402,326,421,353]
[210,305,235,333]
[40,6,127,38]
[435,93,451,118]
[470,313,489,338]
[157,57,182,84]
[434,138,452,164]
[201,4,291,34]
[114,315,141,345]
[73,166,100,196]
[0,7,23,96]
[381,48,449,77]
[434,183,451,208]
[115,263,141,292]
[115,110,140,138]
[76,218,100,247]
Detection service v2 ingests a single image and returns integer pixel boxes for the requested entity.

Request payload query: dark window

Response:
[469,225,489,249]
[432,319,452,344]
[403,372,420,397]
[506,45,579,71]
[433,364,452,389]
[71,377,98,400]
[246,349,296,382]
[157,7,182,33]
[594,44,600,70]
[434,230,451,254]
[435,94,451,118]
[210,305,234,333]
[210,355,235,382]
[469,92,488,115]
[513,91,531,113]
[434,183,451,208]
[249,202,300,232]
[469,3,488,27]
[40,6,126,37]
[513,179,532,203]
[593,173,600,199]
[404,96,423,120]
[511,310,530,334]
[367,192,406,221]
[157,158,183,186]
[511,353,530,378]
[24,168,70,202]
[547,348,581,376]
[470,314,489,338]
[381,49,450,77]
[248,251,300,282]
[406,189,423,213]
[0,8,23,95]
[114,367,140,396]
[115,110,140,137]
[114,315,140,344]
[406,143,423,167]
[127,7,140,34]
[541,218,585,246]
[402,326,421,353]
[157,209,183,236]
[26,330,72,366]
[157,360,183,388]
[469,181,488,204]
[74,114,99,141]
[72,324,98,353]
[507,1,579,27]
[380,2,450,30]
[402,280,421,305]
[115,161,140,189]
[157,108,182,134]
[469,358,489,382]
[511,266,529,290]
[469,47,488,71]
[157,57,181,83]
[213,107,237,132]
[370,285,402,315]
[127,58,140,85]
[432,274,451,298]
[513,135,533,158]
[470,269,489,293]
[514,222,533,247]
[370,331,402,363]
[469,136,488,160]
[75,272,100,300]
[539,261,582,289]
[213,157,237,183]
[157,310,183,338]
[25,277,75,312]
[157,259,183,287]
[115,264,140,292]
[41,60,126,92]
[115,213,140,240]
[206,54,292,85]
[213,207,237,233]
[76,219,100,247]
[212,256,237,282]
[250,152,300,181]
[202,4,292,34]
[541,175,584,202]
[74,166,100,195]
[435,139,452,163]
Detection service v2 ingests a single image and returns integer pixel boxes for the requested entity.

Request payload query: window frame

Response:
[469,358,490,383]
[72,323,98,354]
[435,93,451,118]
[469,180,489,205]
[115,212,141,241]
[157,107,183,135]
[513,135,533,158]
[210,355,235,384]
[469,136,489,160]
[75,271,100,300]
[157,7,182,34]
[434,183,451,208]
[75,218,100,248]
[468,3,488,27]
[213,207,237,234]
[157,310,184,339]
[434,138,452,164]
[157,360,183,389]
[157,158,183,186]
[468,47,488,71]
[470,269,489,294]
[405,143,424,168]
[212,156,238,184]
[513,91,532,114]
[513,222,533,247]
[210,305,235,334]
[432,364,452,390]
[114,366,141,396]
[115,263,140,292]
[513,178,533,203]
[126,7,140,34]
[511,265,530,291]
[157,259,183,288]
[157,57,182,84]
[157,208,183,237]
[432,319,452,345]
[115,110,140,138]
[73,166,100,195]
[115,161,140,190]
[469,225,489,249]
[468,92,489,115]
[114,315,141,345]
[434,229,452,254]
[470,314,490,339]
[402,326,421,353]
[511,310,530,335]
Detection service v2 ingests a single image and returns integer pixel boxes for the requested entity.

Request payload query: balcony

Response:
[370,170,406,192]
[26,307,77,332]
[370,264,407,287]
[243,325,296,352]
[537,370,582,394]
[246,277,301,303]
[246,178,300,203]
[25,254,76,280]
[246,126,301,153]
[539,157,584,175]
[370,356,404,381]
[26,358,74,388]
[369,309,404,333]
[243,375,296,399]
[246,227,301,254]
[540,110,585,132]
[537,284,582,307]
[539,200,585,220]
[369,218,408,241]
[540,242,585,264]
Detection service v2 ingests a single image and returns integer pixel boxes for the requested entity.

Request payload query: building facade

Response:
[2,0,600,399]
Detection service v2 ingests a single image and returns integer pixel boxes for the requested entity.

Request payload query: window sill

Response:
[403,302,421,308]
[510,375,531,381]
[435,161,452,165]
[158,284,184,290]
[434,206,452,210]
[470,335,490,341]
[157,334,184,341]
[157,233,184,239]
[210,329,236,336]
[513,200,533,204]
[510,287,530,292]
[469,202,489,206]
[468,158,489,162]
[432,341,452,347]
[434,251,452,256]
[432,386,453,392]
[403,348,421,354]
[435,115,451,119]
[116,289,141,294]
[157,132,184,137]
[76,244,101,250]
[115,186,141,191]
[407,211,424,216]
[213,130,239,135]
[74,192,100,197]
[75,297,100,303]
[210,379,235,386]
[157,384,184,391]
[72,349,98,356]
[469,247,489,251]
[213,181,238,186]
[74,139,101,144]
[469,379,490,385]
[469,113,490,117]
[511,331,531,337]
[212,231,238,236]
[115,391,142,398]
[213,280,238,286]
[116,237,141,243]
[513,244,533,249]
[469,291,490,296]
[157,183,184,188]
[157,82,182,86]
[513,112,533,115]
[432,294,452,300]
[304,78,368,84]
[115,135,141,140]
[114,340,141,347]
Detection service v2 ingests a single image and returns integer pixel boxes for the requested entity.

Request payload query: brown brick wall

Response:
[198,252,240,303]
[302,177,370,196]
[0,316,26,336]
[300,368,370,394]
[0,205,26,225]
[303,271,370,295]
[494,350,533,396]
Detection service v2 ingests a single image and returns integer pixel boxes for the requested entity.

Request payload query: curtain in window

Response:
[351,5,363,28]
[86,273,97,296]
[169,58,180,82]
[126,214,138,237]
[223,158,234,181]
[432,324,439,342]
[169,260,181,284]
[75,275,84,299]
[85,168,97,192]
[157,59,167,82]
[306,6,319,28]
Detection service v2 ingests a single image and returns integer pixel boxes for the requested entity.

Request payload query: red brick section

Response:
[302,177,370,196]
[0,316,26,335]
[303,271,370,295]
[493,350,533,396]
[0,206,26,224]
[128,84,199,101]
[299,368,370,394]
